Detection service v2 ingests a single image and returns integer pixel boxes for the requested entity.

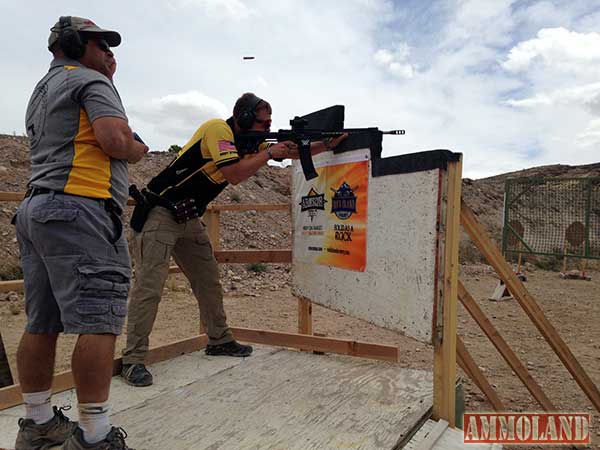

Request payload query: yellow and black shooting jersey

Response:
[147,118,240,213]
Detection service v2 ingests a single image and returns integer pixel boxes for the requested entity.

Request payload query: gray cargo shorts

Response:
[14,191,131,335]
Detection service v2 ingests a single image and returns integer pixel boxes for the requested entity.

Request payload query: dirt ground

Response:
[1,262,598,449]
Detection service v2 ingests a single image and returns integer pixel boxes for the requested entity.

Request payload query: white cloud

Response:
[167,0,252,20]
[504,82,600,110]
[256,77,269,89]
[496,25,600,176]
[445,0,515,48]
[373,45,416,79]
[575,118,600,147]
[128,91,228,147]
[373,49,394,65]
[518,1,567,26]
[2,1,600,178]
[388,62,415,79]
[502,27,600,74]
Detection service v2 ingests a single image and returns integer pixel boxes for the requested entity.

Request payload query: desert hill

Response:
[0,133,598,279]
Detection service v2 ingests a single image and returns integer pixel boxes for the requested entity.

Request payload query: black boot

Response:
[121,364,153,387]
[205,340,253,357]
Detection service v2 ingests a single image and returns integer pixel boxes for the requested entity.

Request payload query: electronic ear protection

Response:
[236,95,264,130]
[57,16,87,59]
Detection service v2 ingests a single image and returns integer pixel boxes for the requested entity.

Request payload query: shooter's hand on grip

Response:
[269,140,298,160]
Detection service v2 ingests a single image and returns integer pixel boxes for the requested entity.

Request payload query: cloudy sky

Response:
[1,0,599,179]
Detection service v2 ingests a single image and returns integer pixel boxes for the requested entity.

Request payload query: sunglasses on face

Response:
[95,39,110,53]
[254,118,272,125]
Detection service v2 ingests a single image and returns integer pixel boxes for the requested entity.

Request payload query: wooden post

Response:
[297,296,313,353]
[297,296,313,335]
[0,331,14,388]
[204,210,221,250]
[433,158,462,428]
[458,280,555,411]
[461,202,600,413]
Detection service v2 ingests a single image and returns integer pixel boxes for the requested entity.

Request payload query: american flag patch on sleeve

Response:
[218,140,236,153]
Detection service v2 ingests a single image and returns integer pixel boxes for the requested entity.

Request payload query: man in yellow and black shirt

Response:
[122,93,346,387]
[145,114,260,219]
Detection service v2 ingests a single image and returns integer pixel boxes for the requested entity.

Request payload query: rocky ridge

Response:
[1,133,598,283]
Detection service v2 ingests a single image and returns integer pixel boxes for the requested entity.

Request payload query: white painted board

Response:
[292,150,441,343]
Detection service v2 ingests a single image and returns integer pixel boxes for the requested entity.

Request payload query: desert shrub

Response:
[246,262,267,273]
[0,265,23,281]
[533,255,562,271]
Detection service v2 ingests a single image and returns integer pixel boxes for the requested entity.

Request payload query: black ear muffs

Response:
[236,95,264,130]
[57,16,87,59]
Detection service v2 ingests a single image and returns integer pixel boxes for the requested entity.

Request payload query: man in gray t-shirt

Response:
[13,16,147,450]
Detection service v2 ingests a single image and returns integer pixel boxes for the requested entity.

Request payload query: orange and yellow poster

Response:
[293,151,369,272]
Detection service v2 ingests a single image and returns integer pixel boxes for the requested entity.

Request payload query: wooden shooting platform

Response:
[0,345,433,450]
[3,147,599,448]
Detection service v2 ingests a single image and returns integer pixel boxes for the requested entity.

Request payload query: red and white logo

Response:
[464,413,591,445]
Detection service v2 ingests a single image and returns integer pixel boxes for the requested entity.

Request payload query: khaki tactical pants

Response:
[122,206,232,365]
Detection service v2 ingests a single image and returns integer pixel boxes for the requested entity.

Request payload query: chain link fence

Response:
[502,177,600,260]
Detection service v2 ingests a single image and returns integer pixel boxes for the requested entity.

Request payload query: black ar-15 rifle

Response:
[235,106,405,180]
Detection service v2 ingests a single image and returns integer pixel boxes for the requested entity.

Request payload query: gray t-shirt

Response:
[25,57,129,209]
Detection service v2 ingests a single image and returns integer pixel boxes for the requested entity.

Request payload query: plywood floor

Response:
[0,346,433,450]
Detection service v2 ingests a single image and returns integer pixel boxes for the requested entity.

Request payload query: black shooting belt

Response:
[129,185,204,232]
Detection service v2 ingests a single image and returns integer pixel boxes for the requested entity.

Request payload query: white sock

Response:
[78,402,111,444]
[22,389,54,425]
